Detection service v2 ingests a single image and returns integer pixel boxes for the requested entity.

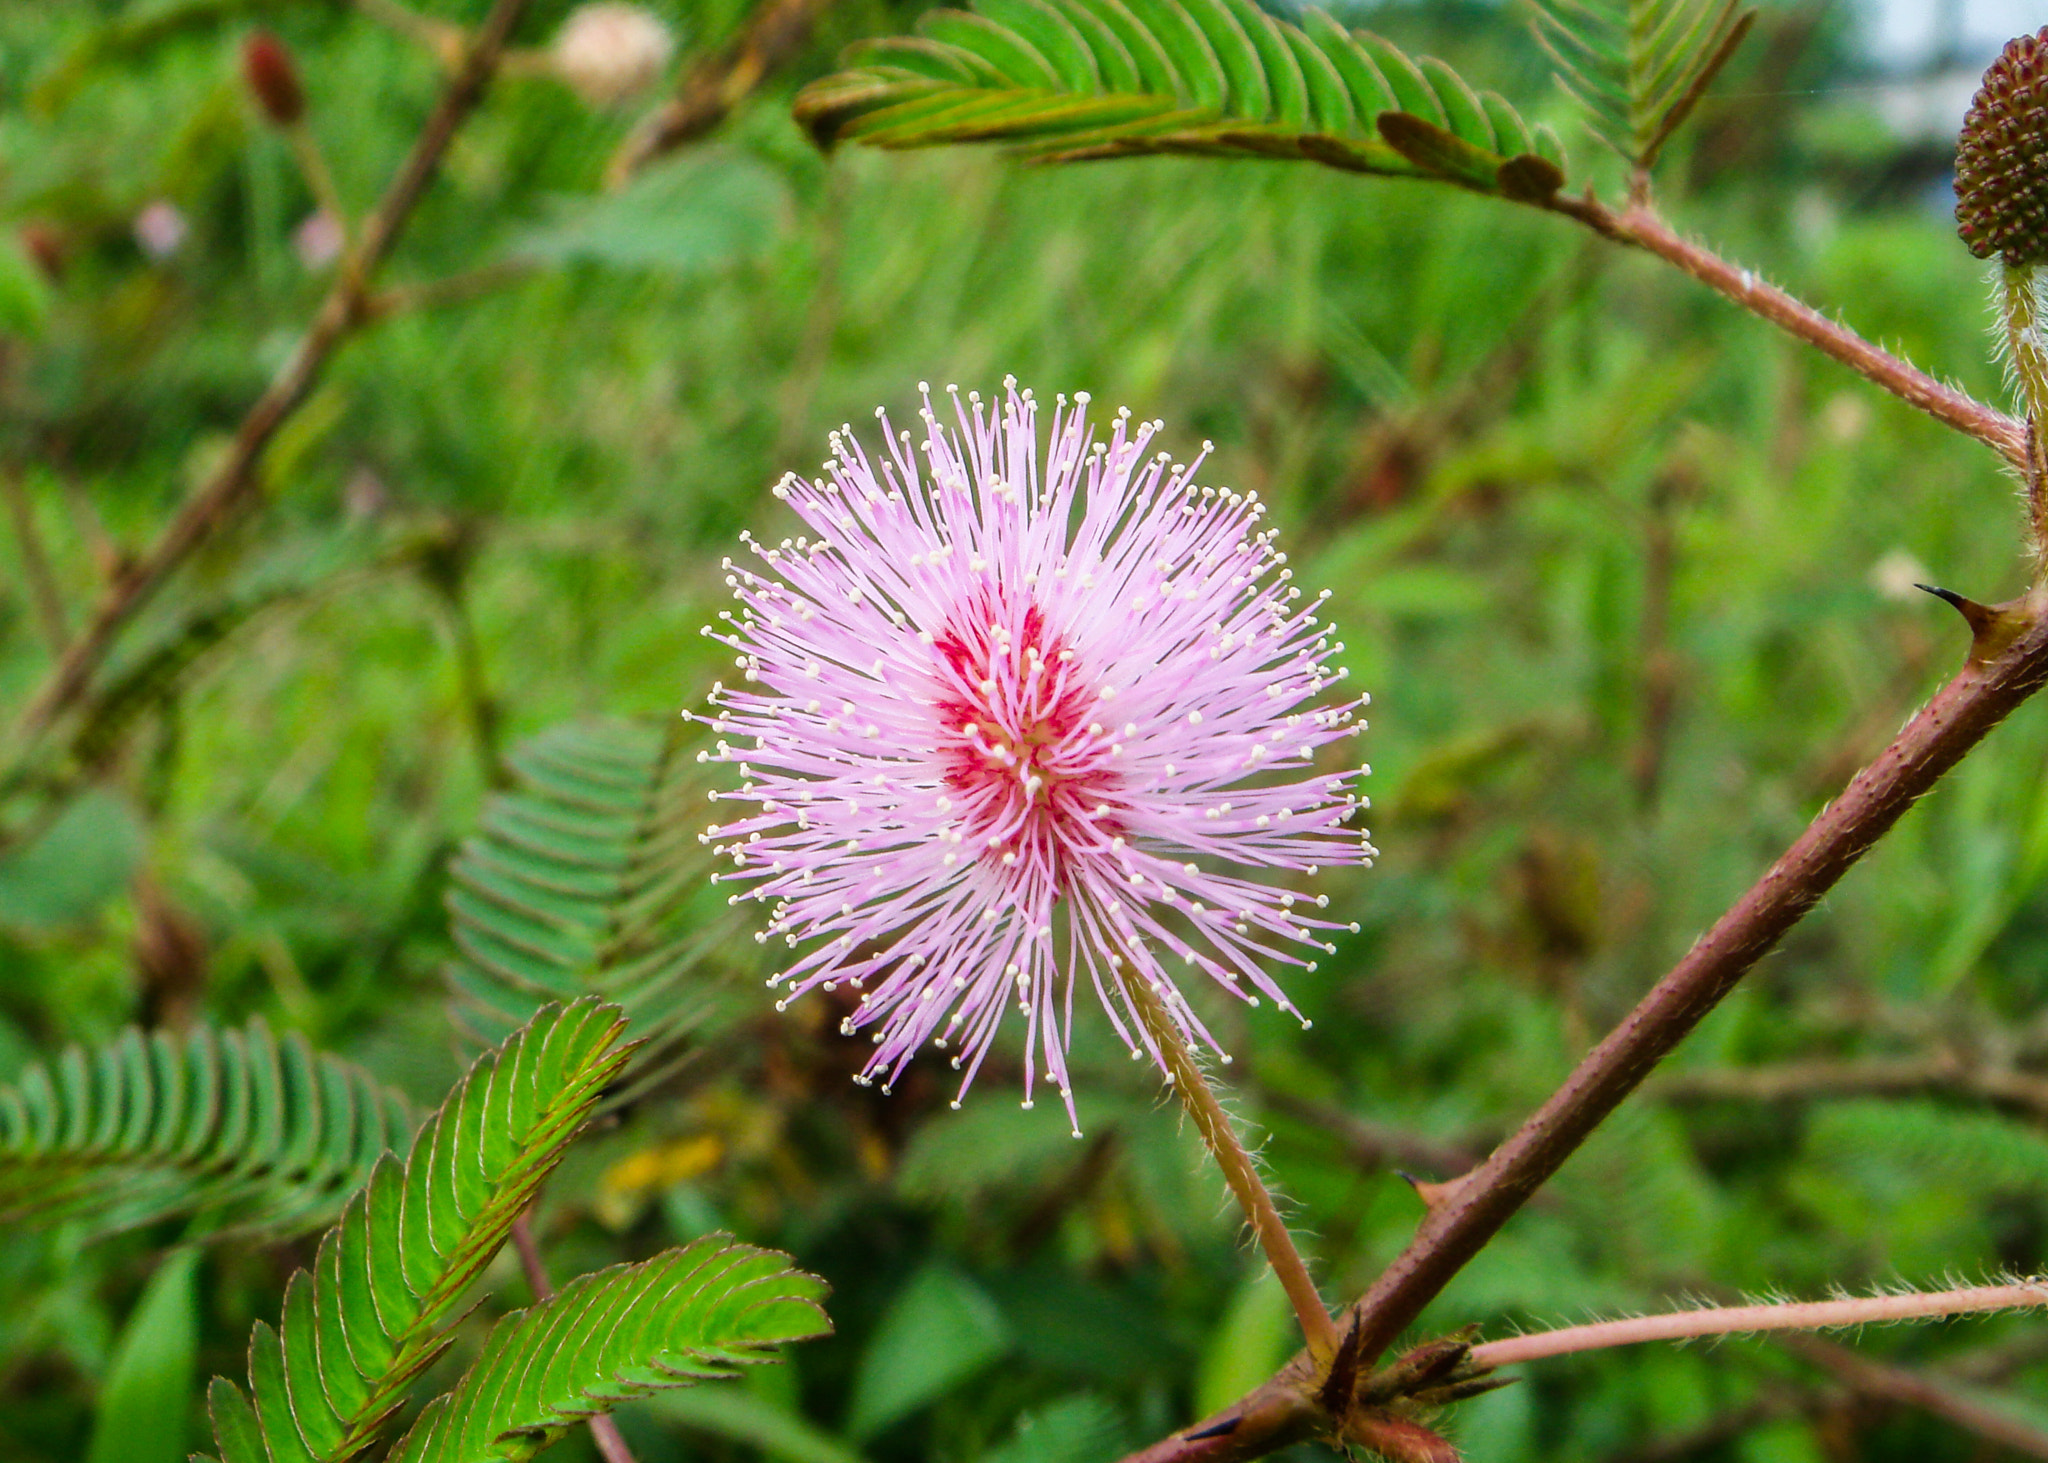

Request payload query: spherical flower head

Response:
[698,380,1374,1133]
[1956,26,2048,266]
[551,3,676,108]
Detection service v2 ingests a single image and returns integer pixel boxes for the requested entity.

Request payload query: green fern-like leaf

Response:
[202,999,635,1463]
[385,1238,832,1463]
[445,719,732,1085]
[793,0,1569,200]
[0,1020,410,1241]
[1530,0,1753,169]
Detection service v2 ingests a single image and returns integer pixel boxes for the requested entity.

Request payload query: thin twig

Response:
[1112,591,2048,1463]
[360,258,535,322]
[1656,1052,2048,1121]
[1258,1090,1479,1181]
[1782,1334,2048,1462]
[1468,1281,2048,1369]
[11,0,533,752]
[2,467,67,653]
[511,1212,641,1463]
[1547,194,2027,468]
[605,0,833,187]
[1123,971,1340,1364]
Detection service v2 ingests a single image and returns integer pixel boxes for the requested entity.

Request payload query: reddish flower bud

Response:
[18,223,64,282]
[243,30,306,129]
[1956,26,2048,266]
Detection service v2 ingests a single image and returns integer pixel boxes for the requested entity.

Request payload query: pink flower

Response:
[698,381,1372,1133]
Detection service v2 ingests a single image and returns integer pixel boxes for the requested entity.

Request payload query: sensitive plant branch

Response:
[1467,1280,2048,1370]
[1123,968,1341,1365]
[1115,589,2048,1463]
[1547,193,2029,468]
[9,0,533,752]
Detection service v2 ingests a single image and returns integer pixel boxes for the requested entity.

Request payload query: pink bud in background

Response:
[550,3,675,107]
[293,210,344,271]
[698,381,1373,1131]
[133,201,187,261]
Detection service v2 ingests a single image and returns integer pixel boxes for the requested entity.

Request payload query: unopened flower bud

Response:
[18,223,64,282]
[243,30,306,129]
[550,3,674,108]
[1956,26,2048,265]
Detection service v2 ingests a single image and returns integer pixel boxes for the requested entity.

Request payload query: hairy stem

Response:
[511,1213,641,1463]
[2002,262,2048,427]
[1470,1281,2048,1369]
[1549,195,2027,467]
[11,0,532,751]
[1123,971,1340,1364]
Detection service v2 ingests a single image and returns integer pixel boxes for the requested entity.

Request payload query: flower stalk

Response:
[1123,968,1340,1365]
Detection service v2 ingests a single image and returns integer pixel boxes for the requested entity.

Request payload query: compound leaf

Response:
[203,1000,634,1463]
[385,1239,831,1463]
[794,0,1568,199]
[0,1021,410,1241]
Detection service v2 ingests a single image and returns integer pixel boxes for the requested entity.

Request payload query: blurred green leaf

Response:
[847,1265,1011,1439]
[0,790,143,932]
[0,236,52,341]
[980,1395,1124,1463]
[510,152,789,274]
[1194,1267,1293,1418]
[85,1248,199,1463]
[651,1384,870,1463]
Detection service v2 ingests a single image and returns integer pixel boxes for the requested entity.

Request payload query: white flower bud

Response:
[551,3,675,107]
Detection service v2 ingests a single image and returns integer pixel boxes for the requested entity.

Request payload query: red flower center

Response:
[930,597,1121,869]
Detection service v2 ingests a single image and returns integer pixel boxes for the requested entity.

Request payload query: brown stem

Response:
[421,550,509,789]
[604,0,833,188]
[510,1212,641,1463]
[3,467,67,653]
[1112,592,2048,1463]
[1123,971,1340,1364]
[11,0,532,751]
[1656,1051,2048,1120]
[1549,194,2027,468]
[1469,1281,2048,1369]
[360,258,535,322]
[1632,463,1690,811]
[1781,1335,2048,1462]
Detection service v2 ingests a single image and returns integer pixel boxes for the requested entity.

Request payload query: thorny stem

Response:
[10,0,533,752]
[1549,194,2028,469]
[1469,1281,2048,1369]
[1116,592,2048,1463]
[1123,970,1341,1365]
[511,1212,641,1463]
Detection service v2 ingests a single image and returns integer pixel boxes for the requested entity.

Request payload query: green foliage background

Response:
[3,0,2046,1460]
